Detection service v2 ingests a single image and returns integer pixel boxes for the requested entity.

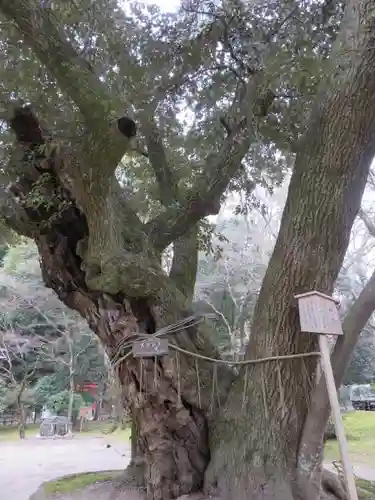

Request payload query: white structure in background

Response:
[349,384,372,400]
[41,406,53,420]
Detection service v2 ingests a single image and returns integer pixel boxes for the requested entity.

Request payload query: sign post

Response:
[295,291,358,500]
[132,337,169,358]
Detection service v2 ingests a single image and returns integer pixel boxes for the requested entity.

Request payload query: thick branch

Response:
[141,117,178,205]
[146,80,264,250]
[0,1,135,180]
[0,0,116,127]
[169,226,198,305]
[0,185,34,238]
[298,268,375,483]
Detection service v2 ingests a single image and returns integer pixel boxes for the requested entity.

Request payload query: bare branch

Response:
[358,208,375,237]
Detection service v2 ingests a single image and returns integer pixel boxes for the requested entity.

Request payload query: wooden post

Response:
[295,291,358,500]
[318,334,358,500]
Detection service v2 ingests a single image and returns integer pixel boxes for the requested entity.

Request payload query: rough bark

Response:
[169,227,199,306]
[0,5,256,498]
[0,104,231,499]
[205,2,375,499]
[298,269,375,499]
[34,214,214,499]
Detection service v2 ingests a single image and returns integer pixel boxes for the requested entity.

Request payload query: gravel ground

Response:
[0,437,374,500]
[0,437,129,500]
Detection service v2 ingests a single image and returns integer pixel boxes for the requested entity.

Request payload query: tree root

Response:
[321,469,348,500]
[116,461,146,490]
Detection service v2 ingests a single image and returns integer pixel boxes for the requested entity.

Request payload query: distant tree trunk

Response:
[18,403,26,440]
[66,330,75,433]
[17,384,27,440]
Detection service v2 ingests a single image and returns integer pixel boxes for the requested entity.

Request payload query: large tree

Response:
[1,1,375,500]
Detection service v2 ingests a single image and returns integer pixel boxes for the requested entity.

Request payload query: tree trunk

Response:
[67,331,74,433]
[35,232,218,500]
[17,387,26,440]
[204,4,375,498]
[127,410,146,487]
[18,402,26,440]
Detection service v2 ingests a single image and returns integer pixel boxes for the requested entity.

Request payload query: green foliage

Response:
[0,0,343,221]
[2,241,41,278]
[43,471,122,495]
[1,386,36,411]
[35,374,68,406]
[344,333,375,385]
[45,390,85,416]
[357,480,375,500]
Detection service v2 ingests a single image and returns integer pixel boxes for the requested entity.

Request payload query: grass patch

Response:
[39,473,375,499]
[325,411,375,466]
[0,421,131,442]
[0,423,39,442]
[43,471,122,495]
[77,421,131,441]
[358,479,375,499]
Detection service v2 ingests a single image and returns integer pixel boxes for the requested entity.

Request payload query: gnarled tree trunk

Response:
[34,221,225,499]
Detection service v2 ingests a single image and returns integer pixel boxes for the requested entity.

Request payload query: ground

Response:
[325,412,375,467]
[1,412,375,500]
[0,437,129,500]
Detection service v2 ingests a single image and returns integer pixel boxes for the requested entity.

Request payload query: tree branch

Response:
[358,207,375,236]
[0,1,136,179]
[298,269,375,482]
[0,0,116,126]
[169,226,198,304]
[140,117,178,205]
[146,75,263,250]
[151,22,226,102]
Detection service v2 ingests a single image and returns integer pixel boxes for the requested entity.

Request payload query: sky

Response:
[143,0,179,12]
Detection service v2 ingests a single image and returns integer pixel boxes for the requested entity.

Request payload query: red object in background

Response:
[76,383,98,395]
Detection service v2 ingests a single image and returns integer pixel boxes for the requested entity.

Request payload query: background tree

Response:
[0,241,110,425]
[0,323,39,438]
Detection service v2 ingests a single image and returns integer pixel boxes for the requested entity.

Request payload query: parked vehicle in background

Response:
[349,384,375,411]
[352,394,375,411]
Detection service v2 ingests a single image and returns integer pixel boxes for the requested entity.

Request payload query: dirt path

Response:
[0,437,129,500]
[1,437,374,500]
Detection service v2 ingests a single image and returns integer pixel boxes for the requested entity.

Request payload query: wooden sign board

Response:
[295,291,343,336]
[132,338,169,358]
[295,290,357,500]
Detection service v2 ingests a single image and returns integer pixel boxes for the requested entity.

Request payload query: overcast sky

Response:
[143,0,179,11]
